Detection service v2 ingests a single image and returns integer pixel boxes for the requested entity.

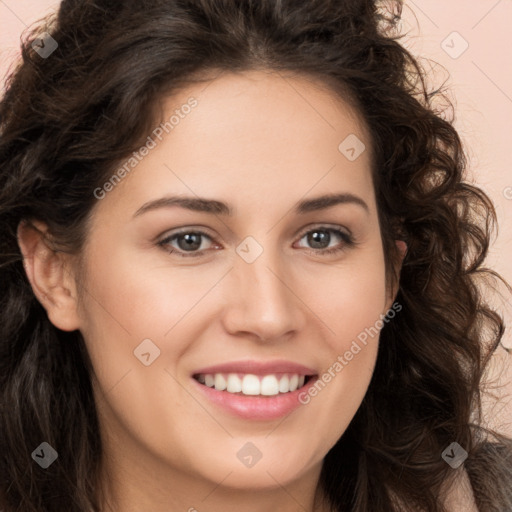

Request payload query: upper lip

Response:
[192,360,318,376]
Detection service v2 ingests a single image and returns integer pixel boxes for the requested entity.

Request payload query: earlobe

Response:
[384,239,408,314]
[395,239,407,262]
[17,220,81,332]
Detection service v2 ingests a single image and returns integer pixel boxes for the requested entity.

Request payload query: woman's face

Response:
[74,70,399,493]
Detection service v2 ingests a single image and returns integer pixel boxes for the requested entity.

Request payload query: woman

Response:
[1,0,511,510]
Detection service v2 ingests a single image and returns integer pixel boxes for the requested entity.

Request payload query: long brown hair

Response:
[1,1,511,510]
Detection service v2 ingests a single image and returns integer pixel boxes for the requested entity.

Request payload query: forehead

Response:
[162,69,369,158]
[92,69,375,220]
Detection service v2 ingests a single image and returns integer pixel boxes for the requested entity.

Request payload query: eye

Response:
[294,226,355,256]
[157,229,217,257]
[157,225,356,259]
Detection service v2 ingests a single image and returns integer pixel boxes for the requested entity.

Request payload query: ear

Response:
[395,239,407,263]
[17,219,81,332]
[384,239,407,313]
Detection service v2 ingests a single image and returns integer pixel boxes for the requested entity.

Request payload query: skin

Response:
[18,69,406,512]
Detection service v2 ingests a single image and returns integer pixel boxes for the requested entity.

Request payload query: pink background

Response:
[1,0,510,434]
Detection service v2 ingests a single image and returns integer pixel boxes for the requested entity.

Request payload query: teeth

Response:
[214,373,227,391]
[260,375,279,396]
[242,374,260,395]
[196,373,310,396]
[227,373,242,393]
[278,375,289,393]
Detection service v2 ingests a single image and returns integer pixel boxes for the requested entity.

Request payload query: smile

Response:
[190,360,319,420]
[193,372,314,396]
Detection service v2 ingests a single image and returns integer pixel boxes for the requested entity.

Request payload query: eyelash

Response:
[157,226,356,258]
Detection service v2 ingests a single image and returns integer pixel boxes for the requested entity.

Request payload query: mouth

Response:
[190,361,320,420]
[192,372,317,397]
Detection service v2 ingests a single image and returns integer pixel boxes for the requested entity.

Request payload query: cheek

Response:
[76,245,235,404]
[79,249,215,337]
[302,251,388,351]
[293,249,387,438]
[75,248,184,384]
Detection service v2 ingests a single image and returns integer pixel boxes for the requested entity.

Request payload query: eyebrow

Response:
[133,192,370,218]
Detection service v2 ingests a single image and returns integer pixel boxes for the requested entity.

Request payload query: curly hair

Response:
[1,0,511,510]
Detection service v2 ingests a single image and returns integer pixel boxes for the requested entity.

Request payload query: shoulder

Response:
[388,466,478,512]
[440,466,478,512]
[459,440,512,511]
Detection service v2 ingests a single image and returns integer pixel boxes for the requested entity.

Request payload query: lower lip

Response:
[191,376,318,420]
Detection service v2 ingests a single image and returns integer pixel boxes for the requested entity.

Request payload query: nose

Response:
[220,242,306,342]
